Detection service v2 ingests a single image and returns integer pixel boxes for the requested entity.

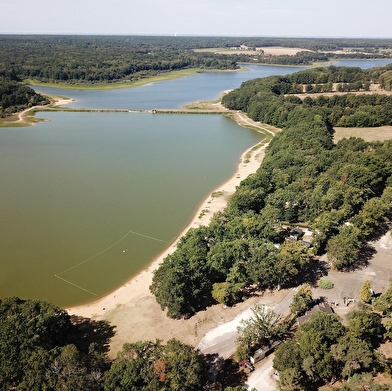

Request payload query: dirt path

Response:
[2,97,73,126]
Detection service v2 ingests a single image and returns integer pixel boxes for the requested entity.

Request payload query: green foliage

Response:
[0,79,49,117]
[212,281,243,306]
[236,304,285,356]
[373,279,392,315]
[326,225,362,270]
[0,297,112,390]
[3,36,389,87]
[346,311,382,346]
[274,307,387,388]
[334,373,390,390]
[360,280,373,303]
[103,339,208,391]
[223,65,392,129]
[317,279,334,289]
[290,284,313,315]
[151,65,392,318]
[331,338,373,379]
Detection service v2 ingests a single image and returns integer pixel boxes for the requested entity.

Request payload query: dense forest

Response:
[272,277,392,390]
[1,35,392,84]
[150,65,392,320]
[0,79,49,117]
[0,35,239,84]
[2,38,392,389]
[0,297,214,391]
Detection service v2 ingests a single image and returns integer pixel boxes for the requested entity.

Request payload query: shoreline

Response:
[68,114,271,319]
[67,112,279,354]
[7,94,281,354]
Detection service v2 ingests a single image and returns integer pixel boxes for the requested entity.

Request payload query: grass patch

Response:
[211,190,224,198]
[317,279,334,289]
[198,209,210,219]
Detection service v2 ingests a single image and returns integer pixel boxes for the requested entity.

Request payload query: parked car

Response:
[238,360,254,372]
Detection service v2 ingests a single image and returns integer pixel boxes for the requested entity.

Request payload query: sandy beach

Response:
[67,111,281,356]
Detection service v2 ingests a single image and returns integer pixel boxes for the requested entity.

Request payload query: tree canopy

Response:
[151,65,392,319]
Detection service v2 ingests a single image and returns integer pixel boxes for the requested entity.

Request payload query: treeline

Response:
[274,310,384,389]
[245,51,389,67]
[0,79,49,117]
[0,297,212,391]
[223,65,392,127]
[0,35,239,84]
[273,278,392,390]
[1,35,392,85]
[150,65,392,319]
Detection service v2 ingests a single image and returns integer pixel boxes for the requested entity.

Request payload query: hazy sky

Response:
[1,0,391,38]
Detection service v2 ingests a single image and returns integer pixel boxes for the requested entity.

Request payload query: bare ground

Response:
[334,126,392,142]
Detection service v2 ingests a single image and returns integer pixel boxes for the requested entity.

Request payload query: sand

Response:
[67,111,280,356]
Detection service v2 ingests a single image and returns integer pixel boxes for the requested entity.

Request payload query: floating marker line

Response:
[55,229,169,294]
[56,229,169,277]
[55,274,97,296]
[127,230,169,244]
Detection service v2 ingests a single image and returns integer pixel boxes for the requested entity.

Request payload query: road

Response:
[246,354,277,391]
[197,289,296,390]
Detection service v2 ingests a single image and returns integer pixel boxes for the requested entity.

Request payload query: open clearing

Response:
[194,46,308,56]
[334,125,392,142]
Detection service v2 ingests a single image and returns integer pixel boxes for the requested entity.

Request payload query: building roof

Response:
[297,302,334,326]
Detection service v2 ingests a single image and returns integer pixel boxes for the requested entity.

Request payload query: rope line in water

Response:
[55,274,97,297]
[54,229,169,294]
[56,229,168,277]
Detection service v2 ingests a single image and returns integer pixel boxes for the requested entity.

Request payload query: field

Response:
[334,125,392,142]
[194,46,309,56]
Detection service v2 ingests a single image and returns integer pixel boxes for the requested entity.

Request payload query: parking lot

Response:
[312,232,392,318]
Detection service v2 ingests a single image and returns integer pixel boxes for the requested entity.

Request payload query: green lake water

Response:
[0,111,262,306]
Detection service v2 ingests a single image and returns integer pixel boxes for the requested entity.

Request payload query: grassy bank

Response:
[26,68,212,91]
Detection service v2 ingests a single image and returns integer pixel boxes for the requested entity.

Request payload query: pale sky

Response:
[0,0,391,38]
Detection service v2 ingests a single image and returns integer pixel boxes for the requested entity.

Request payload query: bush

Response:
[317,279,334,289]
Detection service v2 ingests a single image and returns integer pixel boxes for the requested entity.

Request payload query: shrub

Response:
[317,279,334,289]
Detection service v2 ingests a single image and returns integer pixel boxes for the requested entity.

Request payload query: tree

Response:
[273,340,303,382]
[346,311,382,346]
[290,284,313,315]
[331,338,373,380]
[236,304,285,355]
[0,297,110,390]
[276,241,312,288]
[326,225,362,270]
[104,339,208,391]
[211,281,242,306]
[360,280,373,303]
[373,279,392,315]
[296,312,346,383]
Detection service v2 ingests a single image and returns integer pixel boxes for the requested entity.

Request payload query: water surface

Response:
[4,59,390,306]
[0,112,262,306]
[33,64,307,110]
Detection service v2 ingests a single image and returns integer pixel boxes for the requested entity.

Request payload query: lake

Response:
[2,60,391,307]
[0,112,263,306]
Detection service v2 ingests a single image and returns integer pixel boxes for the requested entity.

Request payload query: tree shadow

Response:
[207,355,248,389]
[70,315,116,354]
[345,243,377,271]
[367,223,391,242]
[296,256,330,287]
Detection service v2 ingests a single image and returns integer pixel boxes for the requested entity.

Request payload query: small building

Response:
[250,340,282,364]
[289,227,303,241]
[297,302,334,326]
